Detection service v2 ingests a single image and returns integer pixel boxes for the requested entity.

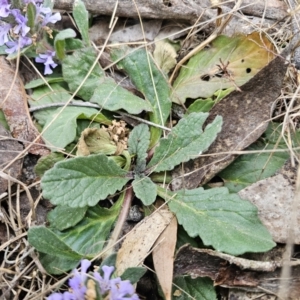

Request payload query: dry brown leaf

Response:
[116,207,174,276]
[172,45,291,190]
[152,214,177,300]
[0,57,49,156]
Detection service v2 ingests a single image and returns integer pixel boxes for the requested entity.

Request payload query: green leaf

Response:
[73,0,90,46]
[47,205,88,230]
[172,277,216,300]
[99,253,117,269]
[27,226,82,259]
[39,253,79,274]
[90,77,152,114]
[187,98,214,114]
[147,112,222,172]
[132,175,157,205]
[111,46,171,147]
[26,3,36,31]
[65,38,84,51]
[25,76,64,89]
[30,203,122,274]
[34,152,65,177]
[41,154,131,207]
[219,123,295,192]
[128,124,150,173]
[62,48,104,100]
[158,186,275,255]
[0,109,9,130]
[42,106,103,149]
[176,225,200,250]
[121,267,147,284]
[29,83,74,126]
[54,204,121,255]
[54,29,77,60]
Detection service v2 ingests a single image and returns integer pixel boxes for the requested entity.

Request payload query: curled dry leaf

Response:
[0,57,49,156]
[172,45,291,190]
[116,206,174,276]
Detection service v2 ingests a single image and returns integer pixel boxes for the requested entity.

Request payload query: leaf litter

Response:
[1,0,300,299]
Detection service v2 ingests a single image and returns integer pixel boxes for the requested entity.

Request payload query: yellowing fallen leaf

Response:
[171,32,275,104]
[154,40,177,73]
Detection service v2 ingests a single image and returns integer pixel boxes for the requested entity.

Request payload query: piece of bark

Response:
[54,0,287,23]
[174,244,300,298]
[171,47,292,190]
[221,0,287,21]
[0,57,49,156]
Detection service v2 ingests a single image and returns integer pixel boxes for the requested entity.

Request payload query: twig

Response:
[29,101,171,131]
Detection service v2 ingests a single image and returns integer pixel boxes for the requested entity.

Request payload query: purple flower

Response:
[5,36,32,54]
[35,50,58,74]
[11,9,30,36]
[110,278,139,300]
[67,259,91,299]
[47,260,91,300]
[47,261,140,300]
[36,4,52,16]
[94,265,115,295]
[47,291,74,300]
[0,0,11,18]
[0,23,12,45]
[42,11,61,26]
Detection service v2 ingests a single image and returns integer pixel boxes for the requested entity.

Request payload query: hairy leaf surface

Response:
[41,154,130,207]
[158,186,275,255]
[147,112,222,172]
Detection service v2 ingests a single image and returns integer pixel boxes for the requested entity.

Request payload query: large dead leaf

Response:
[116,206,173,276]
[171,32,275,104]
[0,57,49,156]
[152,215,177,300]
[172,45,291,190]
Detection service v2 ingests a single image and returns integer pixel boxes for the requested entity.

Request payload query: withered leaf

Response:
[0,57,49,156]
[116,206,173,276]
[172,47,291,190]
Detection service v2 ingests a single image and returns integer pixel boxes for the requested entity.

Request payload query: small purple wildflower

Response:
[0,0,11,18]
[11,9,30,36]
[35,4,52,16]
[0,23,12,45]
[35,50,58,74]
[67,259,91,299]
[110,278,139,300]
[48,260,140,300]
[41,11,61,26]
[5,36,32,53]
[93,265,115,295]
